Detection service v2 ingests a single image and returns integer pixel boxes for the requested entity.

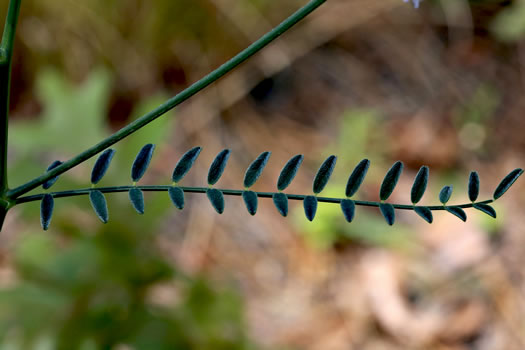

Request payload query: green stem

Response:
[13,185,494,211]
[6,0,326,200]
[0,205,6,229]
[0,0,21,196]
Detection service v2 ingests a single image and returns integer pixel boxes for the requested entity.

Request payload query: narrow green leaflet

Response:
[380,161,404,201]
[206,188,225,214]
[414,206,433,224]
[312,155,337,194]
[168,186,185,210]
[345,159,370,198]
[445,206,467,221]
[42,160,63,190]
[493,168,524,200]
[439,185,453,204]
[91,149,116,185]
[131,144,155,182]
[379,203,395,226]
[473,203,496,218]
[89,190,109,223]
[340,199,355,222]
[277,155,303,191]
[303,195,318,221]
[468,171,480,202]
[207,149,231,186]
[129,187,145,214]
[243,151,271,188]
[272,192,288,217]
[242,191,258,216]
[40,194,54,230]
[411,166,428,204]
[172,146,202,183]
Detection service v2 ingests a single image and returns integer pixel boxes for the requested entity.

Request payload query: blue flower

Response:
[403,0,422,8]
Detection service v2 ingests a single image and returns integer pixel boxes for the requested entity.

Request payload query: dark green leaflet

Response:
[340,199,355,222]
[414,206,433,224]
[411,166,428,204]
[473,203,496,218]
[206,188,225,214]
[312,155,337,194]
[272,192,288,217]
[243,151,271,188]
[207,149,231,186]
[172,147,201,183]
[468,171,479,202]
[242,191,258,216]
[493,168,523,200]
[303,195,318,221]
[380,161,404,201]
[129,187,145,214]
[439,185,453,204]
[277,155,303,191]
[131,144,155,182]
[445,206,467,221]
[40,193,54,230]
[89,190,108,223]
[91,149,116,185]
[345,159,370,198]
[42,160,63,190]
[168,186,184,210]
[379,203,395,225]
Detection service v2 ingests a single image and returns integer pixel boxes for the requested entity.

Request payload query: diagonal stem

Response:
[6,0,326,200]
[13,185,495,211]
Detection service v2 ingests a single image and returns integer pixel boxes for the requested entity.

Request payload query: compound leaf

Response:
[89,190,109,223]
[242,191,258,215]
[243,151,271,188]
[445,206,467,222]
[473,203,496,218]
[131,144,155,182]
[411,166,429,204]
[207,149,231,186]
[313,155,337,194]
[272,192,288,217]
[42,160,63,190]
[340,199,355,222]
[439,185,453,204]
[493,168,523,200]
[468,171,480,202]
[303,195,318,221]
[172,146,201,183]
[277,155,303,191]
[206,188,225,214]
[379,203,395,226]
[91,149,116,185]
[380,161,404,201]
[345,159,370,198]
[129,187,145,214]
[414,206,433,224]
[168,186,185,210]
[40,193,54,230]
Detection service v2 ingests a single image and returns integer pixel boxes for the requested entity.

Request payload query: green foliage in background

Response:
[0,225,256,350]
[3,69,257,350]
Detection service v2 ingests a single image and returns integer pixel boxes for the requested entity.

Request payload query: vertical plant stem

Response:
[0,204,6,230]
[0,0,22,231]
[0,62,9,195]
[0,0,22,195]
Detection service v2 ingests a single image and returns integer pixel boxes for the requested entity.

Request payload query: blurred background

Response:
[1,0,525,348]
